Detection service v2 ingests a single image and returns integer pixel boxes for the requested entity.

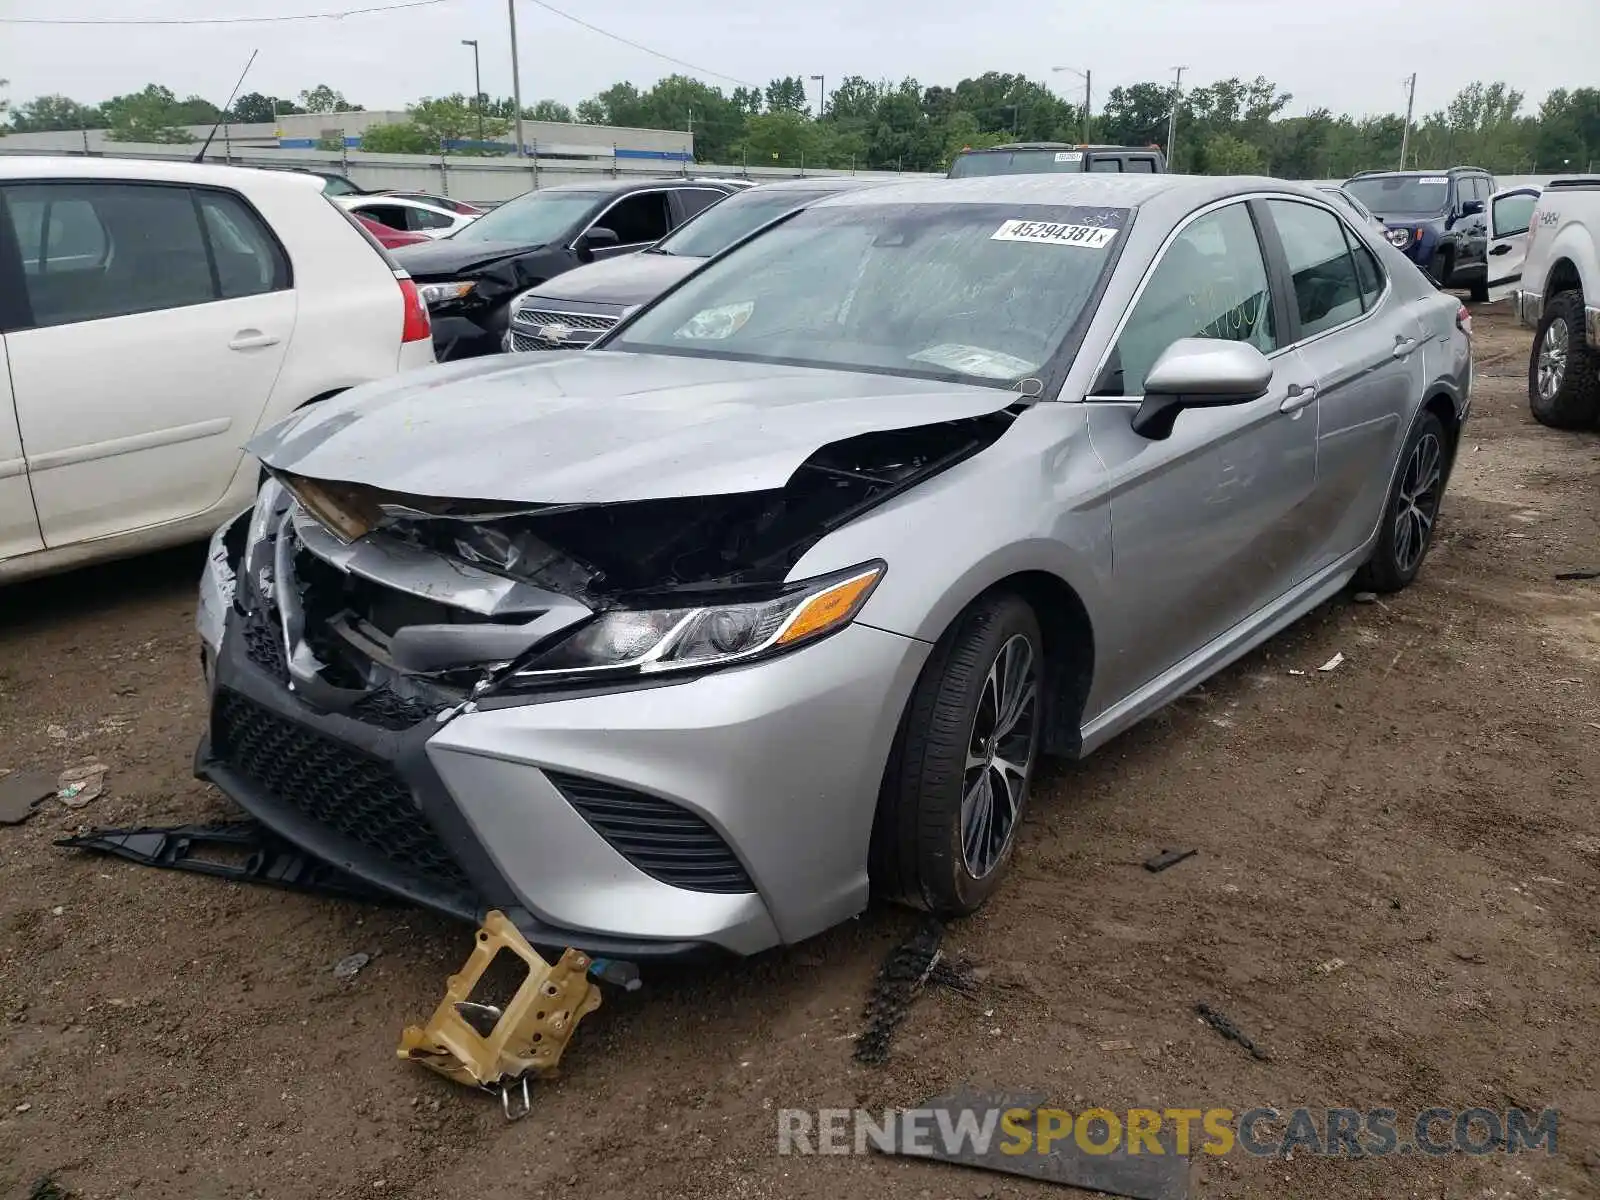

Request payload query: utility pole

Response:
[507,0,526,157]
[462,39,483,143]
[810,74,825,118]
[1052,67,1091,142]
[1165,66,1187,164]
[1398,72,1417,171]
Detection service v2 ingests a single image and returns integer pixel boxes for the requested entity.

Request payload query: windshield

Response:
[948,149,1084,178]
[608,202,1127,387]
[450,189,605,245]
[1345,175,1450,214]
[655,188,843,258]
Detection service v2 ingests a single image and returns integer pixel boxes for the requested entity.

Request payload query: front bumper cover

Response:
[194,524,929,958]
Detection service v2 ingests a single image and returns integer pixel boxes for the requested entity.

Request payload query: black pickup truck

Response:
[948,142,1167,178]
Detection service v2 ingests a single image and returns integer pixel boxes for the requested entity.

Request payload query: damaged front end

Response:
[195,406,1013,948]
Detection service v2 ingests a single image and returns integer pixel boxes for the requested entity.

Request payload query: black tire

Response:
[870,592,1044,916]
[1429,247,1454,288]
[1469,276,1490,304]
[1528,289,1600,430]
[1354,409,1449,594]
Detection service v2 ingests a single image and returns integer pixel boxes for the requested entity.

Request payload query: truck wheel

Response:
[1429,248,1454,289]
[871,592,1043,916]
[1529,290,1600,430]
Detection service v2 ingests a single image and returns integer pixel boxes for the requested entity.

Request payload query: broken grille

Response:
[213,690,474,895]
[546,771,754,894]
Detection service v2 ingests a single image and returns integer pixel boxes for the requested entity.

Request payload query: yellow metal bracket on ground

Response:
[397,910,602,1097]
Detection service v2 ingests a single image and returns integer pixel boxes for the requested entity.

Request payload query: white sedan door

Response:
[0,338,45,563]
[1,180,294,548]
[1486,187,1541,296]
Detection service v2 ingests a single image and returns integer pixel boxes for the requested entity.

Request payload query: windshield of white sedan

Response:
[609,203,1128,385]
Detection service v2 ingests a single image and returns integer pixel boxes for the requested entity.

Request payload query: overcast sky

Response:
[3,0,1596,121]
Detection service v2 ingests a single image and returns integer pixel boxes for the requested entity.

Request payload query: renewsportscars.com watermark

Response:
[777,1106,1560,1158]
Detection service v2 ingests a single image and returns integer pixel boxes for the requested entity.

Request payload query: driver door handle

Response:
[1280,383,1317,414]
[1490,244,1512,255]
[229,330,281,351]
[1392,336,1419,359]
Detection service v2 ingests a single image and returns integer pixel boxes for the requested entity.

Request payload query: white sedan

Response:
[0,155,436,583]
[337,194,479,239]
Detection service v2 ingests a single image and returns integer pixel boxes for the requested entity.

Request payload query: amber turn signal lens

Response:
[774,567,883,647]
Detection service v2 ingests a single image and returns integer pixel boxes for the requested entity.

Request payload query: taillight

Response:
[396,271,431,343]
[1456,304,1472,337]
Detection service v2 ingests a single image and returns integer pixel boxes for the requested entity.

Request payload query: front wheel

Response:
[1354,410,1448,594]
[871,593,1044,916]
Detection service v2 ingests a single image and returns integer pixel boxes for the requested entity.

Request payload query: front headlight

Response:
[419,280,476,307]
[509,563,884,685]
[1385,227,1410,248]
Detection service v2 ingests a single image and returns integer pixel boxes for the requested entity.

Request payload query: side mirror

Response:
[577,226,620,259]
[1131,339,1274,440]
[1459,199,1485,218]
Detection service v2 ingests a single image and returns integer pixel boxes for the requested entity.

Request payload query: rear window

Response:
[948,149,1086,178]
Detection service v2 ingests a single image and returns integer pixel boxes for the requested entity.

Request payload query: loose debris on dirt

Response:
[55,759,107,808]
[333,952,370,980]
[0,769,57,825]
[1554,569,1600,581]
[854,919,947,1066]
[1195,1002,1272,1061]
[1143,847,1197,873]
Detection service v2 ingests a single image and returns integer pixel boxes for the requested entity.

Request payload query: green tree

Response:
[1198,133,1267,174]
[298,84,358,114]
[232,92,304,124]
[528,99,573,122]
[102,84,198,143]
[357,122,430,153]
[6,93,104,133]
[764,76,809,114]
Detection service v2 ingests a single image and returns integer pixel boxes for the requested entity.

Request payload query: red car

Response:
[356,213,431,249]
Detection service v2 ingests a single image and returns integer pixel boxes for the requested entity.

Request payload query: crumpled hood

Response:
[249,351,1014,504]
[389,237,542,278]
[520,253,701,308]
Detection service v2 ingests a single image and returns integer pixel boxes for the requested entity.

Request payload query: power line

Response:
[520,0,756,89]
[0,0,451,25]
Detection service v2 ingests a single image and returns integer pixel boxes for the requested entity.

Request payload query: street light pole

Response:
[461,39,483,144]
[1398,72,1417,172]
[810,74,825,119]
[507,0,526,157]
[1165,65,1187,163]
[1052,66,1091,142]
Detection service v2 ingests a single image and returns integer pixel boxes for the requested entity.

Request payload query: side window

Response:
[196,190,288,299]
[408,206,455,231]
[355,204,408,230]
[1098,203,1277,397]
[4,182,215,328]
[675,189,727,223]
[1266,199,1365,339]
[1125,157,1157,173]
[595,192,671,245]
[1347,228,1385,311]
[1492,191,1536,238]
[1089,157,1122,173]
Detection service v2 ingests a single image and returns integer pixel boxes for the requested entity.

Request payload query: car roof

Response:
[961,142,1161,153]
[808,172,1284,213]
[342,194,453,212]
[1348,166,1488,179]
[740,176,886,194]
[538,177,735,197]
[0,153,325,193]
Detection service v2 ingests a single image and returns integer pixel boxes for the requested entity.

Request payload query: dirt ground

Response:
[2,303,1598,1200]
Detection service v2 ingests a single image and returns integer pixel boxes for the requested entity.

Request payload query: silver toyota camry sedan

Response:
[196,174,1472,960]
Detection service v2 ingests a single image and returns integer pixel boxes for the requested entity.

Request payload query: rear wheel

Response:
[871,593,1043,916]
[1528,290,1600,430]
[1354,410,1448,594]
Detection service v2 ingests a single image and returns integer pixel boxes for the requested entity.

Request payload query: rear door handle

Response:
[1489,244,1512,255]
[229,330,281,351]
[1280,383,1317,414]
[1392,336,1419,359]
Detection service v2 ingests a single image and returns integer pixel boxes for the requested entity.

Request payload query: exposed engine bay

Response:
[226,411,1014,712]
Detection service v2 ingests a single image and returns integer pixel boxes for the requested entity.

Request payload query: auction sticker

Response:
[991,219,1117,248]
[1417,176,1449,185]
[1054,151,1084,163]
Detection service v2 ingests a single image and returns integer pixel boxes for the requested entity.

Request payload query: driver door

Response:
[1487,187,1540,295]
[1085,200,1320,702]
[585,190,671,260]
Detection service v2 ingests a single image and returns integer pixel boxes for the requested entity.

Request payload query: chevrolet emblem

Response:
[539,323,573,343]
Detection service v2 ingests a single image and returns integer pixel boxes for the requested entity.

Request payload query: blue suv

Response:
[1343,167,1496,302]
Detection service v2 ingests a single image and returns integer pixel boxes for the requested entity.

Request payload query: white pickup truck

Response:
[1513,177,1600,428]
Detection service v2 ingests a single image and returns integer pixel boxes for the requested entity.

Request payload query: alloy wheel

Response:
[1537,320,1569,402]
[1393,431,1443,574]
[960,633,1039,879]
